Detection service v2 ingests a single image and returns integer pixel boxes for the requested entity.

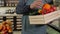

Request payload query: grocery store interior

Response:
[0,0,60,34]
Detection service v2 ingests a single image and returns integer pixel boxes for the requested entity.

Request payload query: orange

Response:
[38,10,42,13]
[43,3,51,10]
[0,24,2,30]
[8,29,12,33]
[7,26,10,30]
[6,20,12,26]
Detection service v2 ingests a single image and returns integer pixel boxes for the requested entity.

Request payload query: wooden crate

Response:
[58,10,60,16]
[29,10,60,24]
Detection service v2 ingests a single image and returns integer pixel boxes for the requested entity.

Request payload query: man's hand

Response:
[30,0,43,9]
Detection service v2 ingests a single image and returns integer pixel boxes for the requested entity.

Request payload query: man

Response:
[16,0,53,34]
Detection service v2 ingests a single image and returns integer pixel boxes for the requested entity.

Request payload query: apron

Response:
[22,0,47,34]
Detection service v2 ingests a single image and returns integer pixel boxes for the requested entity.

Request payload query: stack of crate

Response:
[6,15,22,31]
[16,16,22,31]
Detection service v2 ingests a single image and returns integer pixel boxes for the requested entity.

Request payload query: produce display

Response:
[0,20,12,34]
[38,3,57,15]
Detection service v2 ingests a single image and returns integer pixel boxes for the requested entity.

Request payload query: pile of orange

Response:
[0,20,12,34]
[38,3,51,14]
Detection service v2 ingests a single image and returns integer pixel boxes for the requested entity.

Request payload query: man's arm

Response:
[16,0,36,14]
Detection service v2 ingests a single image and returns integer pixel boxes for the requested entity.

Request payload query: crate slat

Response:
[6,17,13,18]
[16,19,22,21]
[0,17,3,18]
[16,28,22,29]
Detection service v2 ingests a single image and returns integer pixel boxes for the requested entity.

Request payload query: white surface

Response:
[0,7,16,14]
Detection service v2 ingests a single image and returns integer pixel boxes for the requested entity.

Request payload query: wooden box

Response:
[29,10,60,24]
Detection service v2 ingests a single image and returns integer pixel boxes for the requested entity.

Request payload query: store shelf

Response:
[0,14,22,31]
[0,0,21,31]
[0,7,16,9]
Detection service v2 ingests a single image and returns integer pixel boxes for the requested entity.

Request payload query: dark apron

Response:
[22,0,47,34]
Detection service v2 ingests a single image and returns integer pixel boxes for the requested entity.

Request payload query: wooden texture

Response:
[29,10,60,24]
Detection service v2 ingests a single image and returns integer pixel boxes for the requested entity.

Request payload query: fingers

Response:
[30,0,43,9]
[34,2,42,8]
[36,2,42,5]
[34,0,42,5]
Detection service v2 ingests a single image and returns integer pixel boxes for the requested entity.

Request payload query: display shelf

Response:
[0,0,20,31]
[0,14,22,31]
[0,7,16,9]
[0,7,16,14]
